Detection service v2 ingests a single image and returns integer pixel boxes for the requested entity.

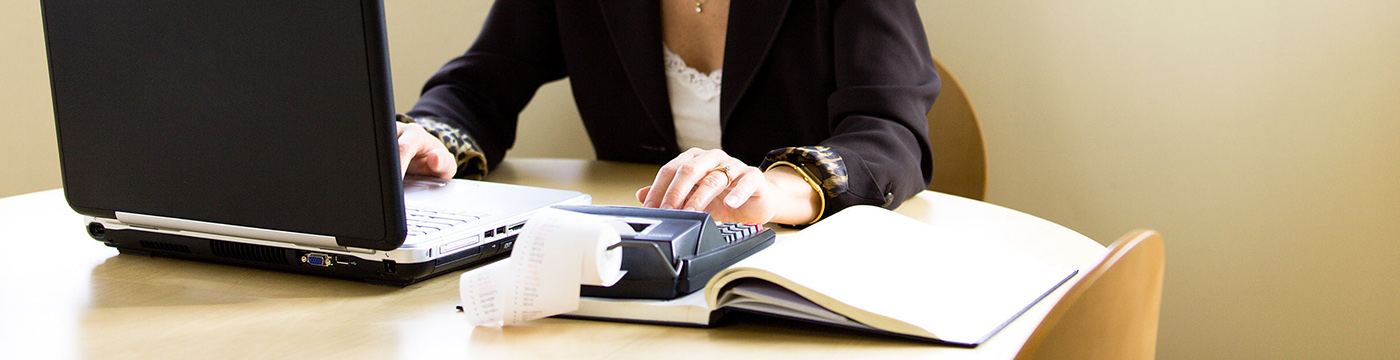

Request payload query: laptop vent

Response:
[139,241,192,254]
[210,240,289,265]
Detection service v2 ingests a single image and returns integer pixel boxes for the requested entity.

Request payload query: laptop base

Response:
[94,225,512,286]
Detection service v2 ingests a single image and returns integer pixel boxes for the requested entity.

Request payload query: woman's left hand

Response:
[636,148,778,224]
[396,121,456,179]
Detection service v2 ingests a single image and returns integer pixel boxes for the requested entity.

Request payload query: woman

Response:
[396,0,940,226]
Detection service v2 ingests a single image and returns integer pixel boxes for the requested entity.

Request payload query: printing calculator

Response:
[554,205,776,300]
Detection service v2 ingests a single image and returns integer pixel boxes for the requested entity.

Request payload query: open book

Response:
[562,205,1079,346]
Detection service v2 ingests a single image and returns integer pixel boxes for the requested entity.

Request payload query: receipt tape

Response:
[459,208,626,326]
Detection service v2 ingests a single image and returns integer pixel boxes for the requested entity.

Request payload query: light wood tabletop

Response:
[0,158,1105,360]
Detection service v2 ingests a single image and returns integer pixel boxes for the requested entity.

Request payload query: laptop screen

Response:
[43,0,406,249]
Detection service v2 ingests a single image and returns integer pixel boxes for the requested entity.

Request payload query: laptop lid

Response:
[43,0,409,250]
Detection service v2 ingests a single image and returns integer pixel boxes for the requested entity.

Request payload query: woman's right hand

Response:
[636,148,818,225]
[396,122,456,179]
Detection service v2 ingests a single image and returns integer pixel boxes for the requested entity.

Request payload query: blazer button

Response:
[882,192,895,207]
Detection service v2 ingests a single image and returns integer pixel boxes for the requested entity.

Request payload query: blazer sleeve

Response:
[405,0,567,174]
[775,0,939,218]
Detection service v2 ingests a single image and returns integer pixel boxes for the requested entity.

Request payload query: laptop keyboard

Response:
[405,208,481,237]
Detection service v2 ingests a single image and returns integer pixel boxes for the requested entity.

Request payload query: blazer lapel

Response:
[597,0,676,149]
[720,0,792,128]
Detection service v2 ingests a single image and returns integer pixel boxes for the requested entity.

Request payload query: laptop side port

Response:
[87,222,107,239]
[301,252,333,267]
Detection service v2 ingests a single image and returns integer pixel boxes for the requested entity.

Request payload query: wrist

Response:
[763,163,823,226]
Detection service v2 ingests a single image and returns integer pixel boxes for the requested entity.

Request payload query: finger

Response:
[681,169,733,211]
[396,122,421,175]
[635,186,652,204]
[397,122,456,178]
[643,148,705,208]
[660,150,732,209]
[428,148,456,178]
[720,165,763,209]
[406,149,456,178]
[398,134,420,177]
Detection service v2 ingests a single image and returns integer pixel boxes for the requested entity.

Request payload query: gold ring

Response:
[713,165,733,184]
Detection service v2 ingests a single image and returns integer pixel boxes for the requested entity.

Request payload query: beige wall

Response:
[5,1,1398,358]
[387,5,1400,357]
[918,1,1400,359]
[1,0,62,198]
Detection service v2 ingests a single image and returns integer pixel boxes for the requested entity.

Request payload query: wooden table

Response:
[0,158,1105,360]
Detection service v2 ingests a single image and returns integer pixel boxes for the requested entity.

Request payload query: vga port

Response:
[301,252,333,267]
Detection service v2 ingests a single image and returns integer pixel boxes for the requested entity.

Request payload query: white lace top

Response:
[663,44,722,151]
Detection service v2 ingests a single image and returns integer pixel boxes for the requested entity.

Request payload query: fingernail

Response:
[725,195,740,208]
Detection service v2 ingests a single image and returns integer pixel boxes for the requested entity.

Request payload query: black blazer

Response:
[409,0,940,212]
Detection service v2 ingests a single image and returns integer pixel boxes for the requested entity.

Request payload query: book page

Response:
[569,292,714,325]
[718,279,851,324]
[706,205,1076,345]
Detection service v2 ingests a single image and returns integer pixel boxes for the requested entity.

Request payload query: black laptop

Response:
[40,0,589,285]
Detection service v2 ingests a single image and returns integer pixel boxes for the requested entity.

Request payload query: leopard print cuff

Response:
[397,114,488,180]
[760,146,849,213]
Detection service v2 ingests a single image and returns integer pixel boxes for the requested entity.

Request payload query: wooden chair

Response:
[927,57,987,200]
[1014,230,1167,360]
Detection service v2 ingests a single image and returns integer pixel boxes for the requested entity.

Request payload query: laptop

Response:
[40,0,589,285]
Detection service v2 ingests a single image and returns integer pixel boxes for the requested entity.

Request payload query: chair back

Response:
[1014,230,1166,360]
[926,57,987,200]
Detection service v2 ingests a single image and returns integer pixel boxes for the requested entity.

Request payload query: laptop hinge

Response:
[116,212,341,249]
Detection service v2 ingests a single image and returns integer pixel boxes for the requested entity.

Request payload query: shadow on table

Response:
[708,311,946,347]
[84,253,432,308]
[479,311,940,354]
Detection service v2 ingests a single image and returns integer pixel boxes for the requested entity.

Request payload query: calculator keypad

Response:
[717,222,764,245]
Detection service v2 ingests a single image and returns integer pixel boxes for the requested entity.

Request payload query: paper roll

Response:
[580,222,626,287]
[459,208,626,327]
